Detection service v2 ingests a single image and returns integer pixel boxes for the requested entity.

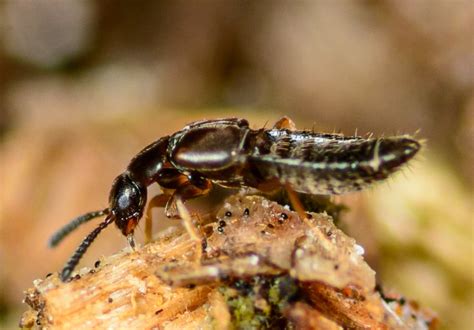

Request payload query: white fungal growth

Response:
[354,244,365,256]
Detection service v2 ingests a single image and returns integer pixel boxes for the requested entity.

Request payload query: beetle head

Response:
[109,173,147,237]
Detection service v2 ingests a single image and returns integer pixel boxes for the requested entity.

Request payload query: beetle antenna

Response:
[60,214,115,281]
[48,209,109,248]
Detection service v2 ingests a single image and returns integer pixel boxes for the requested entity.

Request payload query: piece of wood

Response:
[20,195,438,329]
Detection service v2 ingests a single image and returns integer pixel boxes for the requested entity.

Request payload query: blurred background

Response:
[0,1,472,328]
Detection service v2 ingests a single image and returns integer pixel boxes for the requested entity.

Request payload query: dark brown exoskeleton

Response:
[49,117,421,281]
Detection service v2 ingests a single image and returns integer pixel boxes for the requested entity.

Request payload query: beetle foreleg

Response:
[161,173,211,262]
[164,181,211,217]
[157,171,212,218]
[144,194,171,244]
[175,196,204,264]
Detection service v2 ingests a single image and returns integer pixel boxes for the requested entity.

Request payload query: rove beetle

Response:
[49,117,420,281]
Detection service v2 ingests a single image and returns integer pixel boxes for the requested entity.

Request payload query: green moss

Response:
[218,275,299,330]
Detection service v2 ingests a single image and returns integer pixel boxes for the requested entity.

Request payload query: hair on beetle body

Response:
[49,116,421,281]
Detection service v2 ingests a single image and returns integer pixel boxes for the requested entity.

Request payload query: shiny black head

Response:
[49,172,147,282]
[109,173,147,236]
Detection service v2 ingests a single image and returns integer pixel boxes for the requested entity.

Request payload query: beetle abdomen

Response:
[249,130,420,194]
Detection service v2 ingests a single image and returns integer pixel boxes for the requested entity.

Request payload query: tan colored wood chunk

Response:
[21,195,437,329]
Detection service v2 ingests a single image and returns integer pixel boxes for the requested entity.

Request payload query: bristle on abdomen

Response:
[250,130,421,195]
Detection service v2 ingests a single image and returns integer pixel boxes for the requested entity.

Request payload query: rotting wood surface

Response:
[21,195,438,329]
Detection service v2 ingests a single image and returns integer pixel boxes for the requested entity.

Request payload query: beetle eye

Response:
[118,193,132,209]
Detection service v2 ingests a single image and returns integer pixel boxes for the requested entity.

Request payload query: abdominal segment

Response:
[249,130,420,195]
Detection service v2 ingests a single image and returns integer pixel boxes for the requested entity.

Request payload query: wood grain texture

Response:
[20,195,437,329]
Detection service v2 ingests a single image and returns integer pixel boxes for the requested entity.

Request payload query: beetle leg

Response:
[285,183,316,230]
[155,168,188,189]
[164,194,180,218]
[273,116,296,130]
[144,193,171,244]
[169,174,211,262]
[255,177,282,193]
[163,173,212,218]
[156,168,211,216]
[155,169,211,259]
[175,196,203,264]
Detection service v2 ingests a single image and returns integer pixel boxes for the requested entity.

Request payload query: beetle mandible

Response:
[49,117,420,281]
